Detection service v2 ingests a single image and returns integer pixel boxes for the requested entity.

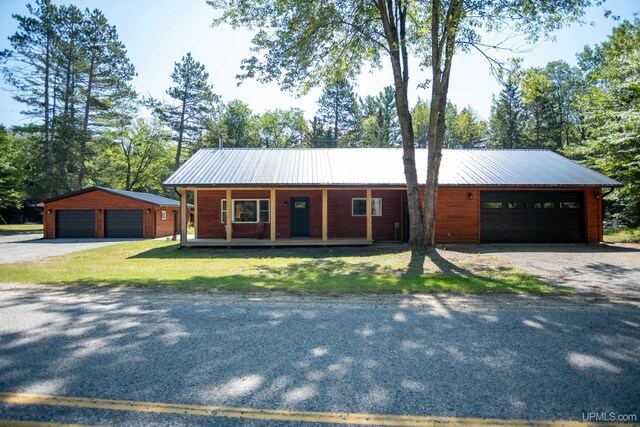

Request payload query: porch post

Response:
[270,188,276,241]
[180,188,187,246]
[226,189,232,241]
[366,188,372,241]
[322,189,328,241]
[194,189,198,238]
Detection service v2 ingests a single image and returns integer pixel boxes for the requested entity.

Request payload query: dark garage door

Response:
[56,210,95,238]
[481,191,584,243]
[105,209,143,238]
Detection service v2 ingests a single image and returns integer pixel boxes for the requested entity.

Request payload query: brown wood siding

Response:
[276,190,322,238]
[155,208,180,238]
[327,190,366,238]
[193,186,604,244]
[432,188,480,244]
[372,190,402,241]
[585,188,602,243]
[196,190,272,239]
[44,189,172,239]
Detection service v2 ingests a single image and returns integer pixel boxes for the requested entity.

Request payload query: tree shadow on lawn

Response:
[123,243,553,294]
[129,243,410,261]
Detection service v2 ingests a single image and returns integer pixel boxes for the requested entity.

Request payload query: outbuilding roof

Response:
[43,186,184,207]
[163,148,622,188]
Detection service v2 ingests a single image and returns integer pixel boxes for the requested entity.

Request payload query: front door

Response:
[290,197,310,238]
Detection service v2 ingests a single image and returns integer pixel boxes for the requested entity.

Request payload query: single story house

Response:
[163,148,622,247]
[43,186,188,239]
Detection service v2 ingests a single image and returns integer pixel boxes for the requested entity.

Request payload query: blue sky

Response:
[0,0,638,127]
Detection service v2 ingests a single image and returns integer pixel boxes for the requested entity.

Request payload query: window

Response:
[560,201,580,209]
[161,210,167,221]
[507,201,527,209]
[352,198,382,216]
[481,202,502,209]
[221,199,270,223]
[533,202,554,209]
[221,200,227,223]
[259,200,269,222]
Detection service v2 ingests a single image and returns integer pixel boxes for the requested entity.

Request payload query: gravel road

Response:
[0,285,638,426]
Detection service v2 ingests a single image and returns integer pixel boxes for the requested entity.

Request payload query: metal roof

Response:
[163,148,622,188]
[43,186,184,207]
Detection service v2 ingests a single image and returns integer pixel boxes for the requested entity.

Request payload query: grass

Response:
[0,224,43,236]
[604,226,640,243]
[0,239,565,295]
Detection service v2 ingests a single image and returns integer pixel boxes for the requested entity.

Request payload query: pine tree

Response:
[77,9,136,188]
[316,79,358,144]
[162,53,217,172]
[489,65,526,148]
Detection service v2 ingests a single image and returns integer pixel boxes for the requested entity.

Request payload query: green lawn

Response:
[0,224,43,236]
[0,240,564,295]
[604,226,640,243]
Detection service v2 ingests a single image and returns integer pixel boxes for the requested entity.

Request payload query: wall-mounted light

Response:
[467,192,474,200]
[146,208,151,214]
[47,209,52,214]
[594,191,601,200]
[283,201,289,208]
[97,209,101,214]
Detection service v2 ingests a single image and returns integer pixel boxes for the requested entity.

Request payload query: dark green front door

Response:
[290,197,310,237]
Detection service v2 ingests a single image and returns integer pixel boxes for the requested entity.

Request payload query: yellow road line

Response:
[1,391,637,427]
[0,420,102,427]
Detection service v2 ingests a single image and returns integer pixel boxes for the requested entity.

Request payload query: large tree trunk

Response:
[423,0,463,246]
[376,0,426,250]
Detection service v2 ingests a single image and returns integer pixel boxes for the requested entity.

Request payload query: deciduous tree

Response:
[209,0,595,249]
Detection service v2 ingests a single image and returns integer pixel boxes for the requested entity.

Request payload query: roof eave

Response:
[163,182,624,188]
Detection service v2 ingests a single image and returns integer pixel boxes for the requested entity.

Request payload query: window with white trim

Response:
[161,210,167,220]
[352,198,382,216]
[221,199,270,223]
[221,199,227,223]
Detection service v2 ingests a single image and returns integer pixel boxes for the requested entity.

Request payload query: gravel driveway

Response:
[470,243,640,298]
[0,234,137,265]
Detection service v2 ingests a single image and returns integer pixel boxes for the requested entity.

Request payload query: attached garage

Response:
[43,186,188,239]
[480,190,584,243]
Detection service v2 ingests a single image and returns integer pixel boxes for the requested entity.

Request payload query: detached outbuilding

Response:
[43,186,184,239]
[163,148,622,247]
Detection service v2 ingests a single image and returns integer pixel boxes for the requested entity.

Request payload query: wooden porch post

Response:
[226,189,232,241]
[180,189,187,246]
[193,189,198,238]
[366,188,372,241]
[270,188,276,241]
[322,189,328,241]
